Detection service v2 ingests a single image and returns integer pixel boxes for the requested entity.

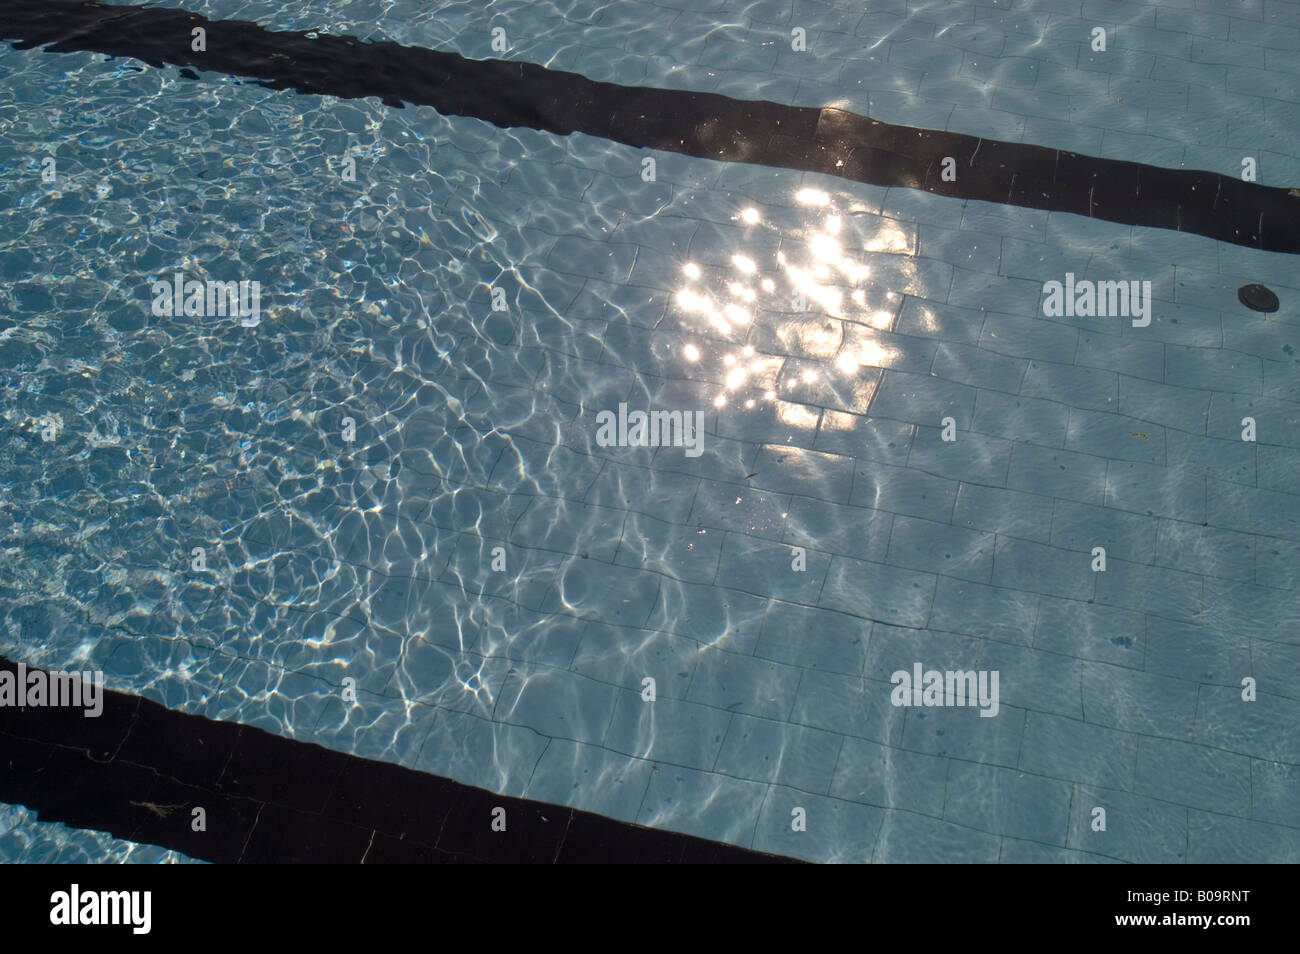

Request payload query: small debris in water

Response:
[130,800,185,819]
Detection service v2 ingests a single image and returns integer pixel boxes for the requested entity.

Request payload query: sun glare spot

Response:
[677,289,712,313]
[810,234,842,262]
[796,188,830,206]
[723,303,750,324]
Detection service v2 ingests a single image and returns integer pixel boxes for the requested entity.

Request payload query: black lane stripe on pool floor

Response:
[0,656,801,863]
[4,0,1299,255]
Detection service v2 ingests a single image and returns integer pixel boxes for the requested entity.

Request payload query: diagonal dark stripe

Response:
[0,655,803,863]
[3,0,1298,254]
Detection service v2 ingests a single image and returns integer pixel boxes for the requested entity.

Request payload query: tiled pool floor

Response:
[1,0,1298,863]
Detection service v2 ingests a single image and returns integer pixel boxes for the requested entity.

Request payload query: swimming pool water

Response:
[2,0,1299,863]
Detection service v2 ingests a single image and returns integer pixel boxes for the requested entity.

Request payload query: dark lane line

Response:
[0,655,802,863]
[3,0,1299,253]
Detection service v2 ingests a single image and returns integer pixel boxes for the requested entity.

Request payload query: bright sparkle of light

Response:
[726,368,746,389]
[802,369,818,383]
[713,394,727,408]
[742,345,755,356]
[761,278,775,292]
[796,188,830,206]
[684,344,700,361]
[853,340,897,366]
[723,303,750,324]
[740,208,760,224]
[676,289,712,313]
[764,390,776,400]
[836,353,860,373]
[810,234,842,262]
[825,215,841,235]
[724,354,736,366]
[683,262,701,279]
[778,403,821,430]
[731,254,757,274]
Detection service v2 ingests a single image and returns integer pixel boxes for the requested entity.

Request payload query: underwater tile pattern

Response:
[2,0,1299,862]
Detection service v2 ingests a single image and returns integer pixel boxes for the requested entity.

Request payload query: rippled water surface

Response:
[3,0,1300,864]
[2,34,906,804]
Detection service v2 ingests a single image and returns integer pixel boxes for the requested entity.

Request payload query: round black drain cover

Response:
[1238,284,1280,312]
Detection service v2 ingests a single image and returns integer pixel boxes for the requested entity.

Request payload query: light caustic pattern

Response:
[672,188,923,421]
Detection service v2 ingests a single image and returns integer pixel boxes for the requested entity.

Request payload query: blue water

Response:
[2,0,1299,863]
